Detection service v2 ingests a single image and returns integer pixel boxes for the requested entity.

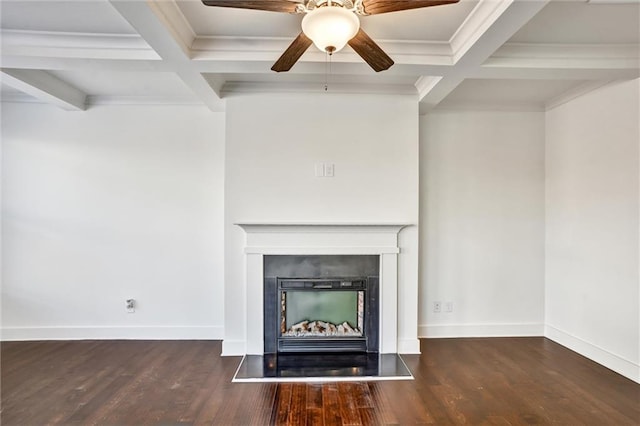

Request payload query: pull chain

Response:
[324,51,329,91]
[324,51,332,92]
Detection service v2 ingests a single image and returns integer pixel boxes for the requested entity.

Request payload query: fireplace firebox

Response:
[264,255,380,354]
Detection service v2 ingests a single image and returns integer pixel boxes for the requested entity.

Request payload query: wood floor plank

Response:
[287,383,308,425]
[321,383,343,426]
[174,342,225,423]
[2,338,639,426]
[352,382,373,408]
[337,382,363,425]
[357,407,379,426]
[306,407,324,426]
[272,383,293,426]
[307,383,323,409]
[366,382,400,425]
[192,356,243,424]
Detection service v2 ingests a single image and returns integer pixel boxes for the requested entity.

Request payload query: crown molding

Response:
[586,0,638,3]
[86,94,214,107]
[0,92,40,104]
[429,100,545,113]
[191,36,453,66]
[0,30,158,60]
[544,79,616,111]
[221,81,417,97]
[1,93,225,110]
[0,93,225,112]
[488,43,640,69]
[414,76,442,101]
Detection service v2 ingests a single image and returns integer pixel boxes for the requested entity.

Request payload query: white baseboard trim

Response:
[397,338,421,354]
[545,325,639,384]
[221,340,246,356]
[419,323,544,338]
[1,326,224,341]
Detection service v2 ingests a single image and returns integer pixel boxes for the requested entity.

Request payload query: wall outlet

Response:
[445,301,453,313]
[433,301,441,313]
[126,299,135,313]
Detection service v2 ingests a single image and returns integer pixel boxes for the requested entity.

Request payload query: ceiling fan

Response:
[201,0,460,72]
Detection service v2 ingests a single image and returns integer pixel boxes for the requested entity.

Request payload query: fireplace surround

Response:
[235,223,412,355]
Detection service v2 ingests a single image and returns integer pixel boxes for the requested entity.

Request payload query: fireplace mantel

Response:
[234,222,412,355]
[236,223,409,256]
[236,222,409,231]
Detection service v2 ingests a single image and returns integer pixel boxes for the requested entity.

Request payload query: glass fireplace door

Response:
[275,277,370,352]
[281,290,364,337]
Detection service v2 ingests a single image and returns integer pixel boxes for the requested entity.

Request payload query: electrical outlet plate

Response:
[126,299,135,313]
[433,301,441,313]
[445,302,453,313]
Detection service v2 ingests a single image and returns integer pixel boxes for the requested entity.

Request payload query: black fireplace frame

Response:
[263,255,380,354]
[273,277,378,353]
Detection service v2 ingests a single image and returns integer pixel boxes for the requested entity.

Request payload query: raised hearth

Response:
[233,353,413,383]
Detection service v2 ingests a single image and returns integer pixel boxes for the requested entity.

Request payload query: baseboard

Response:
[419,322,544,338]
[397,338,421,354]
[545,325,639,384]
[221,340,246,356]
[0,326,224,341]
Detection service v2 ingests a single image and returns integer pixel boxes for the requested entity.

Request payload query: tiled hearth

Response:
[233,353,413,383]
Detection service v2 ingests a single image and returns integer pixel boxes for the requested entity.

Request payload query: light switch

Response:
[324,163,334,177]
[315,163,324,177]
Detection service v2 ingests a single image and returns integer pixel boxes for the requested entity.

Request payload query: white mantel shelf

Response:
[235,223,411,255]
[235,223,411,231]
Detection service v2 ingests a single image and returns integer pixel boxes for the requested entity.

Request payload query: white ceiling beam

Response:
[418,0,550,109]
[1,68,87,111]
[108,0,223,111]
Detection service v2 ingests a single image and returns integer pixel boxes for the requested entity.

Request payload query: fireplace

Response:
[264,255,379,353]
[233,223,417,356]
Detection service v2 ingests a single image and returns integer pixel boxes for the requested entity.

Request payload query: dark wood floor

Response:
[1,338,638,425]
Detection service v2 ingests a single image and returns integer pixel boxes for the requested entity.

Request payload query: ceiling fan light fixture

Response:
[301,6,360,54]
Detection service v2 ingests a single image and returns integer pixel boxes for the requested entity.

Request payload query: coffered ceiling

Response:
[1,0,638,112]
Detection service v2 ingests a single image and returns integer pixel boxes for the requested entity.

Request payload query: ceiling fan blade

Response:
[201,0,301,13]
[347,29,394,72]
[361,0,459,15]
[271,32,313,72]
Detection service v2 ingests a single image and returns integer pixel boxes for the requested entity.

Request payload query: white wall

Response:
[420,110,546,337]
[545,79,640,382]
[223,93,419,355]
[3,82,637,382]
[1,103,225,340]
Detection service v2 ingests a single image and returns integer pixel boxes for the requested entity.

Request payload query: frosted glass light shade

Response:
[301,6,360,53]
